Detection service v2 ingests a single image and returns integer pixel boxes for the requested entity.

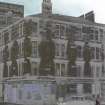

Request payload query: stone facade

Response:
[3,77,56,105]
[0,0,105,104]
[0,2,24,29]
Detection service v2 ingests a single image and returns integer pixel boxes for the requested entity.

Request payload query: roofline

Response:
[0,18,25,33]
[0,1,24,7]
[29,13,105,27]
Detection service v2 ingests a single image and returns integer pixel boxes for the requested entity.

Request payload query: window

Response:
[18,89,22,100]
[3,45,9,61]
[56,63,60,76]
[34,93,41,100]
[32,22,37,33]
[83,83,92,94]
[96,66,100,77]
[91,47,95,59]
[51,83,56,94]
[0,33,2,45]
[32,41,38,57]
[74,26,82,40]
[96,47,100,60]
[21,42,24,57]
[11,25,19,40]
[100,48,102,60]
[22,62,24,75]
[89,27,94,40]
[7,16,12,24]
[3,30,9,44]
[84,63,92,77]
[55,43,60,57]
[100,29,104,41]
[91,65,95,76]
[18,43,21,57]
[69,65,77,77]
[82,26,90,33]
[61,44,65,58]
[100,29,103,41]
[61,64,65,76]
[2,33,3,45]
[0,16,6,25]
[60,25,66,38]
[55,43,66,58]
[67,84,77,94]
[39,19,44,28]
[54,24,60,38]
[90,33,94,40]
[0,49,3,61]
[0,50,1,61]
[32,62,38,75]
[27,91,31,99]
[83,33,87,41]
[77,46,82,58]
[95,30,98,41]
[101,83,105,98]
[82,26,95,41]
[102,64,105,77]
[76,65,81,77]
[19,23,23,37]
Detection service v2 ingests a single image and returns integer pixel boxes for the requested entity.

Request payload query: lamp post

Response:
[95,95,100,105]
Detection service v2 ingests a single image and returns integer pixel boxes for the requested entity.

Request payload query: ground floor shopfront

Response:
[2,76,105,105]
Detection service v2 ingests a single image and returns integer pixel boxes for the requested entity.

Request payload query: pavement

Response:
[57,100,95,105]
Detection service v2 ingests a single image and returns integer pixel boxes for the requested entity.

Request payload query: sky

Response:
[0,0,105,24]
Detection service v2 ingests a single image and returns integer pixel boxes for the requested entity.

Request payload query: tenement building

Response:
[0,2,24,101]
[0,0,105,104]
[0,2,24,29]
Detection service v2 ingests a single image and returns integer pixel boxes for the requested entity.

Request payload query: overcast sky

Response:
[0,0,104,24]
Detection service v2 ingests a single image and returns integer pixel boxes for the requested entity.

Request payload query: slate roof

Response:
[29,13,105,27]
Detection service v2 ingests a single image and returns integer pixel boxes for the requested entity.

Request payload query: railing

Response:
[65,95,94,101]
[0,76,96,85]
[2,75,95,80]
[0,102,23,105]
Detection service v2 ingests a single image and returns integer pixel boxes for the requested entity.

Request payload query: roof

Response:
[29,13,105,27]
[0,1,24,7]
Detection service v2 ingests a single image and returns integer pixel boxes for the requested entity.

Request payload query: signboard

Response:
[4,80,56,105]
